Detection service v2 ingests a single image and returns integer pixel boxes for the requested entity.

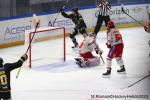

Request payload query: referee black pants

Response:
[94,15,110,35]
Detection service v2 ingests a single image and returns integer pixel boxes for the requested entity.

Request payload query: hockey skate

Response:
[72,44,79,53]
[102,70,111,76]
[72,43,78,49]
[75,58,90,68]
[117,65,126,73]
[102,68,111,77]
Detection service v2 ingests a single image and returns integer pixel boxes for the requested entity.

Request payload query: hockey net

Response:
[25,26,66,68]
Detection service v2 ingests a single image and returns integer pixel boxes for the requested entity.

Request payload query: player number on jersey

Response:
[0,74,8,85]
[115,34,122,41]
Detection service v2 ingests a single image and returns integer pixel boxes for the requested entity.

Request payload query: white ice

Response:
[0,27,150,100]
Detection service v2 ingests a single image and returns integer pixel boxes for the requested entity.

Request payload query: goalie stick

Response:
[52,0,69,26]
[16,15,40,79]
[99,53,105,64]
[121,5,145,27]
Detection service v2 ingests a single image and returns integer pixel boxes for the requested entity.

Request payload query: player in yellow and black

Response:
[0,54,28,100]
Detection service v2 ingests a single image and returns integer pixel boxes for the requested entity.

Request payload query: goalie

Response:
[75,32,103,68]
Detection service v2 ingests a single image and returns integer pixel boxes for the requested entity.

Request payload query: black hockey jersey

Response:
[61,11,87,29]
[0,60,23,92]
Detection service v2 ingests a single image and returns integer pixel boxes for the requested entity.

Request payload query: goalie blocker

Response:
[75,32,103,68]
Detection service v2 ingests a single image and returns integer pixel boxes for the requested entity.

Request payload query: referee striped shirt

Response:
[98,1,111,16]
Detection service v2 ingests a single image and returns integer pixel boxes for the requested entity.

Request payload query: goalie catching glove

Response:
[94,45,103,55]
[20,54,28,62]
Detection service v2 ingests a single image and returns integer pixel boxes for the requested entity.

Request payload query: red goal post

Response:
[25,26,66,68]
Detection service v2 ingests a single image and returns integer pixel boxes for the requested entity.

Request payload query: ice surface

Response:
[0,27,150,100]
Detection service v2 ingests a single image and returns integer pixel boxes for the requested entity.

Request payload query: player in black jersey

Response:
[0,54,28,100]
[60,7,87,48]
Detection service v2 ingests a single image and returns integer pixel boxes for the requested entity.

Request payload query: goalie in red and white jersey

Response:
[75,32,103,68]
[102,21,126,76]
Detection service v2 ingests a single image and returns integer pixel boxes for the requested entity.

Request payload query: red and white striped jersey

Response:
[79,35,97,53]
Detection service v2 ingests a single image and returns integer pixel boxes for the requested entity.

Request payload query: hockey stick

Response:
[122,72,150,89]
[121,6,145,27]
[52,0,68,26]
[16,18,40,79]
[99,54,105,64]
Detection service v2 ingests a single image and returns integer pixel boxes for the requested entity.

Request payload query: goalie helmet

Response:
[107,20,115,28]
[0,57,3,66]
[72,7,78,13]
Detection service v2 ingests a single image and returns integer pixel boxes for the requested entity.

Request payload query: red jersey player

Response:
[144,5,150,56]
[102,21,126,76]
[144,5,150,33]
[75,32,103,68]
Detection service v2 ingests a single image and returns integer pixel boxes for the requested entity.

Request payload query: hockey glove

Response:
[20,54,28,62]
[94,45,100,54]
[95,49,99,54]
[106,43,111,48]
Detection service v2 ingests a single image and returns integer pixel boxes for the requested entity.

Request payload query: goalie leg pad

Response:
[87,56,100,67]
[75,56,100,68]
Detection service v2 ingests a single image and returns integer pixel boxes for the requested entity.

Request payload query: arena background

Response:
[0,0,150,48]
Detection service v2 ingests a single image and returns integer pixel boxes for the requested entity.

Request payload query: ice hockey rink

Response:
[0,27,150,100]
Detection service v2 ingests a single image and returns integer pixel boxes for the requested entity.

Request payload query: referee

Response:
[94,0,111,35]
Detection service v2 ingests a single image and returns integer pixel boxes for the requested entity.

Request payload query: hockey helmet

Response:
[72,7,78,13]
[0,57,3,66]
[107,20,115,28]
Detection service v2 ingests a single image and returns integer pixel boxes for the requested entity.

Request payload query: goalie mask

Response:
[0,57,3,66]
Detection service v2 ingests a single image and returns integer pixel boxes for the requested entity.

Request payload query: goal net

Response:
[25,26,66,68]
